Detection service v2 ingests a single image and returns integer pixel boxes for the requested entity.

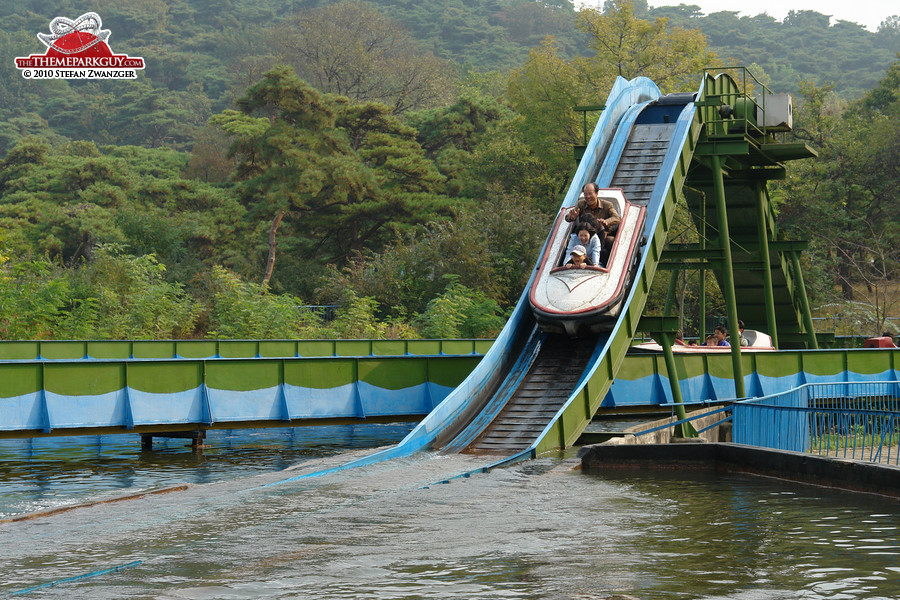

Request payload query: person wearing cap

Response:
[565,245,593,269]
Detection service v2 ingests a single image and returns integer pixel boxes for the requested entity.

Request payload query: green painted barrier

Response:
[39,341,87,360]
[0,353,487,436]
[87,341,131,359]
[0,339,495,361]
[176,340,219,358]
[132,341,178,359]
[0,341,39,360]
[1,345,896,439]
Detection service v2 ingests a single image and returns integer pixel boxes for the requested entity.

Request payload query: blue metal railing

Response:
[732,381,900,465]
[300,304,341,322]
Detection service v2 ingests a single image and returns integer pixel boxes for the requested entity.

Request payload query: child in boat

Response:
[714,325,730,346]
[565,245,593,269]
[566,219,603,267]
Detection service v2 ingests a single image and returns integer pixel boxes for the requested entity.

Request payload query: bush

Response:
[0,245,199,339]
[0,259,71,339]
[417,276,506,338]
[309,291,418,339]
[73,245,199,338]
[317,197,549,318]
[205,266,304,339]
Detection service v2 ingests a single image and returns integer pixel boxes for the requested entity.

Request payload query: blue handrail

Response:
[732,381,900,465]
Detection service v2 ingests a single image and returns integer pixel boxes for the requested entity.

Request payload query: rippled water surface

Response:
[1,432,898,599]
[0,424,415,519]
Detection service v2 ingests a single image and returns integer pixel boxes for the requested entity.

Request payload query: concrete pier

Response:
[579,442,900,498]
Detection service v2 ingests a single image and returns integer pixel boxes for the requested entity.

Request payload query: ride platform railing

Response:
[0,338,492,361]
[732,381,900,465]
[0,340,491,439]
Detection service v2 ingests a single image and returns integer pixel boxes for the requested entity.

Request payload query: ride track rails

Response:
[441,90,705,456]
[264,74,733,485]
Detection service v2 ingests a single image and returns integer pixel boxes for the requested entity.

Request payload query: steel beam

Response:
[711,154,746,398]
[755,184,779,347]
[789,251,819,349]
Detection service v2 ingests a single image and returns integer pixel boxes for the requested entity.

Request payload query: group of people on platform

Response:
[563,182,621,269]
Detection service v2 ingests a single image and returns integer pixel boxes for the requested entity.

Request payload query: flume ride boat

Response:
[629,329,776,354]
[529,188,646,337]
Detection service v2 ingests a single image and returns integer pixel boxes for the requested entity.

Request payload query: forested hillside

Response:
[646,3,898,96]
[1,0,897,339]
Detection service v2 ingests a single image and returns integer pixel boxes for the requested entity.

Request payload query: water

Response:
[1,431,899,599]
[0,423,416,519]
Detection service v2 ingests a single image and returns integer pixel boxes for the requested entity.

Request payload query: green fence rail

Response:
[0,339,494,361]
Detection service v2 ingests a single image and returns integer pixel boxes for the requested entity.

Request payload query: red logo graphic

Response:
[15,12,145,79]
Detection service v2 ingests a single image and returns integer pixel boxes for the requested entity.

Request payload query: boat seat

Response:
[599,193,625,218]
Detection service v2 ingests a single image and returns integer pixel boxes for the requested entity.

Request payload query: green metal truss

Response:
[681,67,818,351]
[533,68,819,453]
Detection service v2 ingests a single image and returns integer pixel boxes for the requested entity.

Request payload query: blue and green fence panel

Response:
[0,347,486,436]
[603,349,900,406]
[3,340,897,437]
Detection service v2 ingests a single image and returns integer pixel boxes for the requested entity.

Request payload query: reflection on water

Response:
[595,470,900,599]
[1,439,898,599]
[0,423,415,519]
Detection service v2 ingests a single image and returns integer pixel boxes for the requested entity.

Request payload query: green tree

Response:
[505,4,718,193]
[506,38,584,187]
[576,0,718,92]
[184,125,234,183]
[276,1,451,114]
[406,95,509,197]
[776,61,900,327]
[332,101,451,255]
[212,66,375,287]
[0,136,246,282]
[214,67,464,295]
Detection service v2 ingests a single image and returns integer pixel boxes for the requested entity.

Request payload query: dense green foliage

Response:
[1,0,895,155]
[645,3,899,97]
[0,245,198,339]
[773,62,900,333]
[0,0,897,339]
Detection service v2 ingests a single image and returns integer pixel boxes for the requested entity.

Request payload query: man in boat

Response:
[565,182,621,237]
[736,320,749,346]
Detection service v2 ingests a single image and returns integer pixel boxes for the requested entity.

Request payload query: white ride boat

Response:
[529,189,646,337]
[630,329,776,353]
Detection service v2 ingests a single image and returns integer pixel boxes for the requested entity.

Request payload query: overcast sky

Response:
[645,0,896,32]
